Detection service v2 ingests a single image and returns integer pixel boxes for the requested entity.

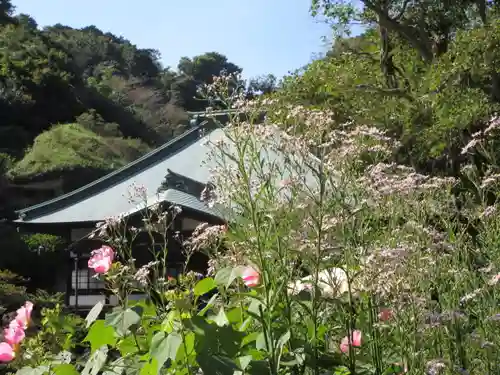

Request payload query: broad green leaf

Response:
[85,300,104,328]
[256,332,270,351]
[237,355,253,370]
[176,331,195,362]
[197,293,218,316]
[139,359,158,375]
[117,335,141,356]
[247,298,264,317]
[188,315,214,337]
[214,267,232,286]
[197,353,239,375]
[82,346,108,375]
[241,331,260,347]
[212,308,229,327]
[83,320,117,353]
[226,307,243,324]
[246,360,270,375]
[150,332,182,367]
[238,317,252,332]
[105,307,141,336]
[194,277,217,296]
[161,310,182,333]
[214,266,246,288]
[53,364,79,375]
[277,330,291,349]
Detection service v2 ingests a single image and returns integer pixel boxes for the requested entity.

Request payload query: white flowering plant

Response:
[9,74,500,375]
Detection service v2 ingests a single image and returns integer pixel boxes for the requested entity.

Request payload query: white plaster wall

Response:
[68,294,148,307]
[69,295,105,307]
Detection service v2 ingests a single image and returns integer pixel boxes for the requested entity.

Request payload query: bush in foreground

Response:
[6,77,500,375]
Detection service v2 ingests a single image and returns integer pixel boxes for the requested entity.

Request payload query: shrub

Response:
[7,76,500,375]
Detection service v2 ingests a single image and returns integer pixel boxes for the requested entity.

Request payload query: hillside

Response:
[9,123,150,179]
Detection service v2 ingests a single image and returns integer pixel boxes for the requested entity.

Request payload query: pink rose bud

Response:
[378,308,393,322]
[15,301,33,329]
[340,330,362,354]
[88,245,115,274]
[4,320,25,345]
[0,342,15,362]
[242,266,260,287]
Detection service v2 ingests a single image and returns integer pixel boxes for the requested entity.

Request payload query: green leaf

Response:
[256,332,270,351]
[246,360,270,375]
[117,336,140,356]
[85,301,104,328]
[83,320,117,353]
[214,267,232,286]
[105,307,141,336]
[53,364,79,375]
[150,332,182,367]
[241,331,260,347]
[194,277,217,296]
[197,353,239,375]
[237,355,253,371]
[212,308,229,327]
[197,293,218,316]
[214,266,246,288]
[82,346,108,375]
[247,298,264,317]
[139,359,158,375]
[277,330,290,349]
[176,331,195,362]
[226,307,243,324]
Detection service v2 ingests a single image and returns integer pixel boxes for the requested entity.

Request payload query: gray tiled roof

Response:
[122,189,230,222]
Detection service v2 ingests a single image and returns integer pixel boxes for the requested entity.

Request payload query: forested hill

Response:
[0,0,276,190]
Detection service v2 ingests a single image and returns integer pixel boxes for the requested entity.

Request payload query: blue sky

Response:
[12,0,332,80]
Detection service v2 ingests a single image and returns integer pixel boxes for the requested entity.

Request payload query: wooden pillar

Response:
[64,250,72,306]
[69,250,79,311]
[173,213,183,232]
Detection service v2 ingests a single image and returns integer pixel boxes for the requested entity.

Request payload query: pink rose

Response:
[4,320,25,345]
[378,308,393,322]
[88,245,115,274]
[340,330,362,354]
[242,267,260,288]
[15,301,33,329]
[0,342,15,362]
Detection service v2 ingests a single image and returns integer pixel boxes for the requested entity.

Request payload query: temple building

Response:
[12,111,241,311]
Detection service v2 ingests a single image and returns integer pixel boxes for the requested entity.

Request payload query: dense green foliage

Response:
[10,123,150,178]
[270,0,500,177]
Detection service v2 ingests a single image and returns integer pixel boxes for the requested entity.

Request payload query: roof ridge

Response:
[17,124,208,221]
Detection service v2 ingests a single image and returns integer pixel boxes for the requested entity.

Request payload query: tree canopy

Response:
[265,0,500,177]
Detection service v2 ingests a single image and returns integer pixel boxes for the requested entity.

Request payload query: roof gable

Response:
[16,121,224,224]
